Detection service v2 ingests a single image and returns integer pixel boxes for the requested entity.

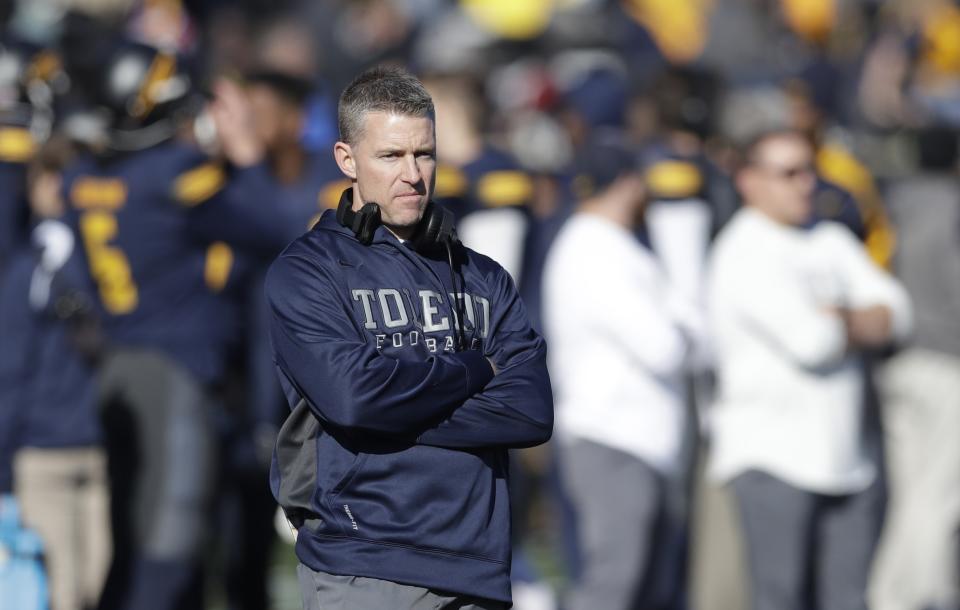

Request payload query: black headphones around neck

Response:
[336,187,458,253]
[336,187,471,350]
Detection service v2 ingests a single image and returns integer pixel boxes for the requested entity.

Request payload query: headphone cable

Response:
[444,238,468,351]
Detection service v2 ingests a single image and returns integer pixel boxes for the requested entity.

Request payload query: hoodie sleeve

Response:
[265,253,494,436]
[415,267,554,449]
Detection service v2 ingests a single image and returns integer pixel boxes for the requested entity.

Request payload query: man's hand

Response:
[837,305,894,349]
[208,78,264,167]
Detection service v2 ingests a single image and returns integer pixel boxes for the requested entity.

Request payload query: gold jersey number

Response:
[79,210,139,315]
[72,177,139,315]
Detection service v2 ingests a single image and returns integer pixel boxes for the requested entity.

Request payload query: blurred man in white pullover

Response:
[544,134,702,610]
[707,129,912,610]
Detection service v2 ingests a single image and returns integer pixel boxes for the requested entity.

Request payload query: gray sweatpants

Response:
[558,438,681,610]
[296,564,508,610]
[98,348,217,610]
[99,348,215,559]
[731,470,883,610]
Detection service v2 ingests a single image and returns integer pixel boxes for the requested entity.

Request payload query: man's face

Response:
[741,133,816,226]
[334,111,436,237]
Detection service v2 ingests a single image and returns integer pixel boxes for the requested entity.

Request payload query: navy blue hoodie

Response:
[265,209,553,604]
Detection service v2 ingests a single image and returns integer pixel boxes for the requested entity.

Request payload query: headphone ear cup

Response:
[354,203,381,245]
[336,188,354,228]
[411,202,457,253]
[336,188,382,245]
[414,201,442,250]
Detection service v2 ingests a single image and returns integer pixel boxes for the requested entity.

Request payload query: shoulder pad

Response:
[173,162,227,207]
[644,160,703,199]
[434,164,469,199]
[0,128,36,163]
[70,177,127,211]
[816,145,874,203]
[476,170,533,208]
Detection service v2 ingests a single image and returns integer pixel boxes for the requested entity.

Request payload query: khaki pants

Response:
[689,476,749,610]
[870,348,960,610]
[14,447,112,610]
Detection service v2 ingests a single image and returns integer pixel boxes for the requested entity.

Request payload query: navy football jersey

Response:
[273,151,347,231]
[433,146,533,220]
[229,150,345,428]
[63,140,301,383]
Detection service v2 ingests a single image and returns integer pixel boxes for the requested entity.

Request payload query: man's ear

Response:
[334,141,357,179]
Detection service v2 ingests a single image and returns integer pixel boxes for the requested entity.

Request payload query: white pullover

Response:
[543,213,699,474]
[706,208,912,494]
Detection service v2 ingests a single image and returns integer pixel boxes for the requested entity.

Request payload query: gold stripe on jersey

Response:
[70,177,128,211]
[204,241,234,292]
[816,144,896,269]
[434,165,469,199]
[645,160,702,199]
[476,170,533,207]
[0,127,36,163]
[173,163,227,207]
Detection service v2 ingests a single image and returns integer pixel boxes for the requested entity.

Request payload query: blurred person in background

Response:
[633,64,744,610]
[717,77,897,273]
[869,126,960,610]
[782,77,898,270]
[0,135,111,610]
[424,70,533,254]
[706,129,912,610]
[0,35,62,269]
[554,54,628,151]
[638,65,728,361]
[204,23,343,608]
[58,38,300,610]
[0,35,57,511]
[543,133,700,610]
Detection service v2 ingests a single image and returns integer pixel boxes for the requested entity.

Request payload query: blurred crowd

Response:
[0,0,959,609]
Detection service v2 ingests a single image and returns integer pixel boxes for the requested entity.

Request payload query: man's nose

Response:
[400,155,421,183]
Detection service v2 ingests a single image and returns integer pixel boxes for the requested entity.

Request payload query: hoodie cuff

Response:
[452,350,494,395]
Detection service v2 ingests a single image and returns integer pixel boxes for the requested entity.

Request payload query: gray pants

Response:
[731,470,883,610]
[558,438,679,610]
[98,349,216,610]
[99,348,215,559]
[296,565,507,610]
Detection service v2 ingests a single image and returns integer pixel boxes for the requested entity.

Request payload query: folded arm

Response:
[415,268,553,449]
[266,253,494,436]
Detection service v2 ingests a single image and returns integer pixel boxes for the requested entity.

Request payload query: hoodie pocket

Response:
[308,430,370,535]
[326,445,511,563]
